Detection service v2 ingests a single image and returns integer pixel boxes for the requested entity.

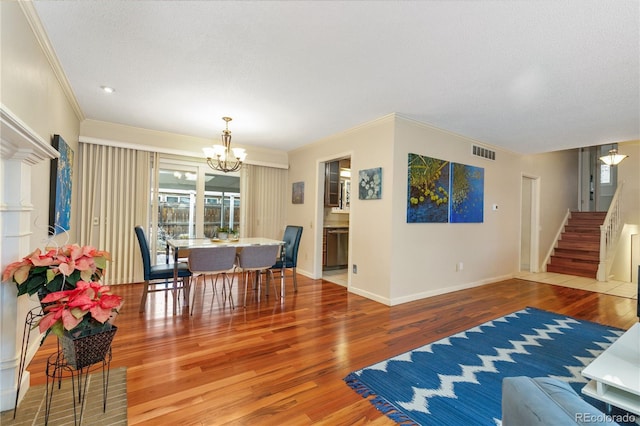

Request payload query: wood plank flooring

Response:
[25,275,638,425]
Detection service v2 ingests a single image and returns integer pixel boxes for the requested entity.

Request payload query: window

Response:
[600,164,611,185]
[150,160,241,262]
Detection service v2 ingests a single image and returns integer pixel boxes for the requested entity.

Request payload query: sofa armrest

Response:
[502,376,618,426]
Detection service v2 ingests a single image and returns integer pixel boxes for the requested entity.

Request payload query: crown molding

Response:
[19,1,85,122]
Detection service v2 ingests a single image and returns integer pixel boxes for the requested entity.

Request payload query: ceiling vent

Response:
[472,145,496,160]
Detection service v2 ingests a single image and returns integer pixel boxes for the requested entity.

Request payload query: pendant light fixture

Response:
[203,117,246,173]
[599,148,628,166]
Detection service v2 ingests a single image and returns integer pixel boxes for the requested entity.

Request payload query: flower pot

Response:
[218,232,228,240]
[60,324,117,369]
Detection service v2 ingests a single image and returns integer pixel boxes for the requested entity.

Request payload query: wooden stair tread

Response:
[546,211,604,279]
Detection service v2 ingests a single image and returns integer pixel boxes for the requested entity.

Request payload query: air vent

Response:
[472,145,496,160]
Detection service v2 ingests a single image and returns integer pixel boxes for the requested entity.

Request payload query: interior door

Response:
[579,145,619,212]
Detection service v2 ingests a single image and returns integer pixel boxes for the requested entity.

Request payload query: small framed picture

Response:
[358,167,382,200]
[292,181,304,204]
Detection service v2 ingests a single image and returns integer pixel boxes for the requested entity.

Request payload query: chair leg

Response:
[269,270,278,298]
[139,281,150,313]
[243,271,249,308]
[190,276,200,316]
[292,267,298,292]
[223,273,235,309]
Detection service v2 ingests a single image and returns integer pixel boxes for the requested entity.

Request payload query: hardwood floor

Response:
[25,275,637,425]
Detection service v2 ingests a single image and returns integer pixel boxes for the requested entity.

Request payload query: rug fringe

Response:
[344,374,418,426]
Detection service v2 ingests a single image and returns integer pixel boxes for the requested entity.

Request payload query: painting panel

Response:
[292,181,304,204]
[407,153,450,223]
[449,163,484,223]
[49,135,74,235]
[358,167,382,200]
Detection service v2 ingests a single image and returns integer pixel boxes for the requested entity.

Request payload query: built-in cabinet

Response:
[324,161,340,207]
[324,159,351,208]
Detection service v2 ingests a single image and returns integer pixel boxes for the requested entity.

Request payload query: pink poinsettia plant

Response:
[38,280,123,337]
[2,244,111,298]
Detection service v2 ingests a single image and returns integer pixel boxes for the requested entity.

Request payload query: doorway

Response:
[520,175,540,272]
[579,145,619,212]
[320,156,351,286]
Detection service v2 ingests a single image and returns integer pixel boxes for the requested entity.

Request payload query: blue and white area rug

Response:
[345,307,631,425]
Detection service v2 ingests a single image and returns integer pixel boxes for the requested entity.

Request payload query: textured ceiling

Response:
[32,1,639,154]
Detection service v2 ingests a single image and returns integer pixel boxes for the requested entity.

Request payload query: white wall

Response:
[0,1,81,411]
[1,2,81,247]
[288,114,580,305]
[287,115,395,303]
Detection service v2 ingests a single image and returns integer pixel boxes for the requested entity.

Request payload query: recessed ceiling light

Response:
[100,85,115,93]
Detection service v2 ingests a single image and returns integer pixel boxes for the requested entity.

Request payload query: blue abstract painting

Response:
[49,135,73,235]
[407,153,450,223]
[450,162,484,223]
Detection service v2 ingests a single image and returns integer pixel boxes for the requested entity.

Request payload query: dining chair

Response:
[187,246,237,313]
[134,225,192,313]
[236,244,280,307]
[268,225,303,292]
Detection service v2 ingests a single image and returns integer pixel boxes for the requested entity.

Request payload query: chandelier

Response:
[203,117,247,173]
[599,148,628,166]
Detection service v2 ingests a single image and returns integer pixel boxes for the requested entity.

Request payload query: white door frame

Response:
[521,174,541,272]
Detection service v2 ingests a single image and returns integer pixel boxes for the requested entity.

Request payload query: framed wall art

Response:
[49,134,74,235]
[450,162,484,223]
[407,153,449,223]
[358,167,382,200]
[292,181,304,204]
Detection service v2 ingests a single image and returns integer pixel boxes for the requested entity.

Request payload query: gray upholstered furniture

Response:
[502,376,618,425]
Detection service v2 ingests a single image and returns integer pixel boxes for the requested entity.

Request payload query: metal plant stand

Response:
[44,343,113,426]
[13,306,43,419]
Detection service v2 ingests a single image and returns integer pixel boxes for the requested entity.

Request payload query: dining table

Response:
[165,237,286,314]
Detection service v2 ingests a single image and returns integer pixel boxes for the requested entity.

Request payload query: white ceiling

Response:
[32,1,639,154]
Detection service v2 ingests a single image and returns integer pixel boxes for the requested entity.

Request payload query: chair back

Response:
[134,225,152,280]
[188,247,237,274]
[282,226,303,267]
[238,245,280,270]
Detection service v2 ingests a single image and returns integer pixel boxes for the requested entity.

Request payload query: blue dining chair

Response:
[134,226,192,313]
[269,225,303,291]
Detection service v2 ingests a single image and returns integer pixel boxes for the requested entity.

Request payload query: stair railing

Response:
[542,209,571,271]
[597,181,624,281]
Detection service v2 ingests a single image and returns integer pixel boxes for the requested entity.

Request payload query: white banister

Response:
[596,182,624,281]
[542,209,571,271]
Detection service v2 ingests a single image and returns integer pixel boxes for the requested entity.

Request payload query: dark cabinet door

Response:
[324,161,340,207]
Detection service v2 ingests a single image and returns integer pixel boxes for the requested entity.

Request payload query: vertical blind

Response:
[78,146,286,285]
[240,164,288,240]
[78,143,152,285]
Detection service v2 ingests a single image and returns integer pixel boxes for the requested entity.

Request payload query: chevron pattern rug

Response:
[345,307,627,426]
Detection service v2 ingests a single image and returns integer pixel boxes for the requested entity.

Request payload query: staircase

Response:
[546,211,607,278]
